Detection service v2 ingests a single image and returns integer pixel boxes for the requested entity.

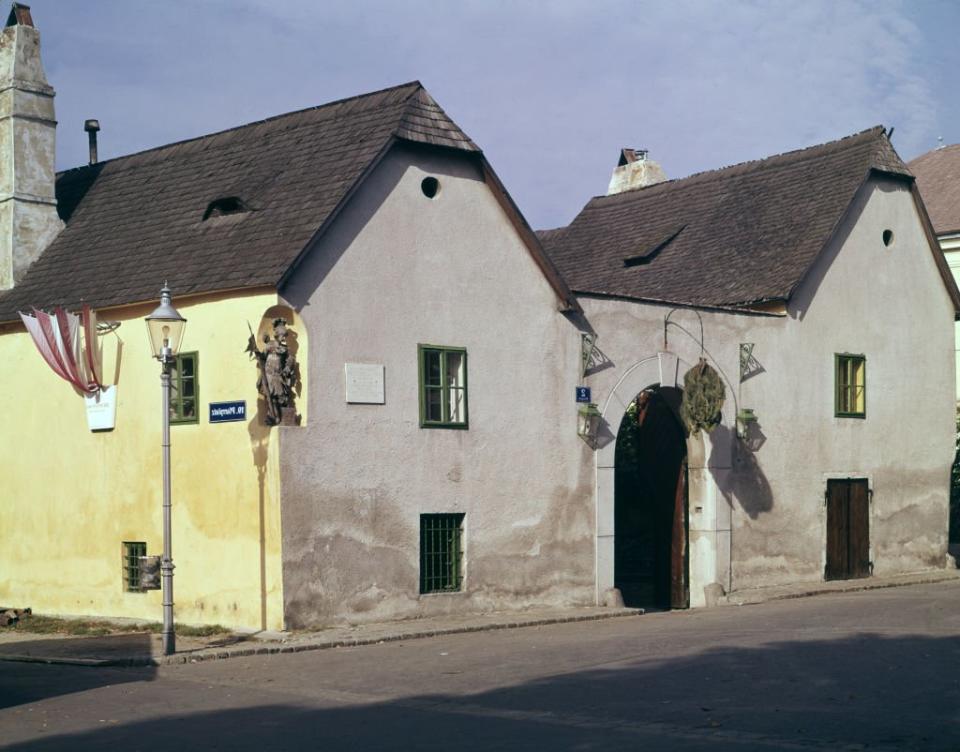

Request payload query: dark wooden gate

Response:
[670,460,689,608]
[825,478,870,580]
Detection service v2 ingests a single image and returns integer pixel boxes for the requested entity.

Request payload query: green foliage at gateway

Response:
[680,359,725,435]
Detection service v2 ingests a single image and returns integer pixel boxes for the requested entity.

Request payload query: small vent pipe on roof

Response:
[84,119,100,165]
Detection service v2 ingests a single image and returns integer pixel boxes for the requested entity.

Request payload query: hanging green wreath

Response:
[680,358,725,435]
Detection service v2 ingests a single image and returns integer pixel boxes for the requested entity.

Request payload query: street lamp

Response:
[145,284,187,656]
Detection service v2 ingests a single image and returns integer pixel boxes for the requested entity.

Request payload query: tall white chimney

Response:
[607,148,667,195]
[0,2,62,290]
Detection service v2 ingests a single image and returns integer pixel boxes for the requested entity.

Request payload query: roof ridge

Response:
[587,125,887,206]
[909,142,960,162]
[393,84,479,152]
[56,80,424,180]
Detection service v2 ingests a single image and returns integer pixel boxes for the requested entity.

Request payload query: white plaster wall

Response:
[278,144,592,627]
[578,298,755,606]
[733,178,956,587]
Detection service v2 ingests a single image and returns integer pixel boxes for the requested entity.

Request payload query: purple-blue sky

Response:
[37,0,960,230]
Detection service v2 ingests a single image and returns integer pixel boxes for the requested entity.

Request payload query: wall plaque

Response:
[345,363,385,404]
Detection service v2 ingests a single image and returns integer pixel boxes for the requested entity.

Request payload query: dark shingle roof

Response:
[909,144,960,236]
[538,127,912,308]
[0,81,478,321]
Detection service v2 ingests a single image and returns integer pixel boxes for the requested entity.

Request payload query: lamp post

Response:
[145,285,187,656]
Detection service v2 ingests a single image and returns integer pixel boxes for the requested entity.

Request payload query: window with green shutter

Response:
[418,345,468,428]
[835,354,866,418]
[170,351,199,424]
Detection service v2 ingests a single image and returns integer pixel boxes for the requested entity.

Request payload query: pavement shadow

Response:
[0,632,156,709]
[4,632,960,750]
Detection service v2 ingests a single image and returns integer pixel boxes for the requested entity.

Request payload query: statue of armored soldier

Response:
[246,318,299,425]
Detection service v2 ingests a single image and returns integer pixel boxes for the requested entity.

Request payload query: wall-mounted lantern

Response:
[577,403,602,444]
[736,407,758,439]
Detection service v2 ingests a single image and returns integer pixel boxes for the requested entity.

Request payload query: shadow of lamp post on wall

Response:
[144,284,187,656]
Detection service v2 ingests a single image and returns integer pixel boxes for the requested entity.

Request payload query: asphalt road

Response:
[1,582,959,751]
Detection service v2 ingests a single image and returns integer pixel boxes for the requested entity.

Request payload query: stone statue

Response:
[246,318,299,426]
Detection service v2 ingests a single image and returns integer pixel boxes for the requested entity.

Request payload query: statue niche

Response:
[246,317,300,426]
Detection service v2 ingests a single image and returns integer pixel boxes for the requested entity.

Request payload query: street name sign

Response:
[209,400,246,423]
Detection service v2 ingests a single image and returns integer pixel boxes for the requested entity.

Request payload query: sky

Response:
[35,0,960,230]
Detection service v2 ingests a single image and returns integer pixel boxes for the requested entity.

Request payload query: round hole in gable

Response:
[882,229,894,247]
[421,176,440,199]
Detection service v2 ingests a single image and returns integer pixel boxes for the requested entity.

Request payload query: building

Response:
[1,5,956,630]
[0,6,590,630]
[909,142,960,399]
[910,140,960,547]
[541,130,959,604]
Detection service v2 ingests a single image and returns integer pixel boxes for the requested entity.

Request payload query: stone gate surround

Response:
[594,352,732,608]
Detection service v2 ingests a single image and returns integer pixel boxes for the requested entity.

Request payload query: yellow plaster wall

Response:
[0,288,291,631]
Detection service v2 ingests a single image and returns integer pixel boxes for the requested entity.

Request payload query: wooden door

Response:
[670,461,689,608]
[826,478,870,580]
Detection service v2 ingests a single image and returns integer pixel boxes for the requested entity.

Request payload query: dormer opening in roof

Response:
[0,1,62,291]
[203,196,250,221]
[607,147,667,195]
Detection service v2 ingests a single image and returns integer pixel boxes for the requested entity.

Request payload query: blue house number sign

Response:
[575,386,591,403]
[209,401,246,423]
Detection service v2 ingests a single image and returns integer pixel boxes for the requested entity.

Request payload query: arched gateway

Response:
[596,352,727,609]
[614,385,688,609]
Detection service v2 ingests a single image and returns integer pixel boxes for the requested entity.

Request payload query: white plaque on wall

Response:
[345,363,385,404]
[85,385,117,431]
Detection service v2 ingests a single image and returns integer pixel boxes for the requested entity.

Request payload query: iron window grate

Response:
[420,513,465,593]
[122,541,147,592]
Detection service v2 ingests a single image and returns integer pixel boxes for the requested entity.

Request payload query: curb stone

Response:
[721,569,960,607]
[157,608,644,666]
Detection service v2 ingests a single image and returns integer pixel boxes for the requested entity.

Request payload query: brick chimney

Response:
[0,3,62,290]
[607,148,667,195]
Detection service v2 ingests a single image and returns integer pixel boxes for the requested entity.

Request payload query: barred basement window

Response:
[420,513,465,593]
[170,352,199,424]
[122,541,147,592]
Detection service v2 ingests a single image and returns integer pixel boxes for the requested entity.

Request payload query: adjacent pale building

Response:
[910,143,960,399]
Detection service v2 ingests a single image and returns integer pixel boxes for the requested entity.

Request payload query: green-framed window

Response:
[418,345,468,428]
[170,351,199,424]
[835,354,866,418]
[122,541,147,592]
[420,513,465,593]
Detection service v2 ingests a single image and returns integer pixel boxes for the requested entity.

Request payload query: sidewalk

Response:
[720,567,960,606]
[0,605,642,668]
[2,569,958,668]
